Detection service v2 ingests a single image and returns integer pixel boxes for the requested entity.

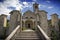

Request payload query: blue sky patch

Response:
[0,0,5,2]
[0,0,60,19]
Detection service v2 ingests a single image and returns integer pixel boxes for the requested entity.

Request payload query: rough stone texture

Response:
[23,10,36,19]
[51,14,59,40]
[38,10,49,36]
[8,10,21,35]
[22,10,36,29]
[0,3,60,40]
[12,30,42,40]
[0,14,7,39]
[0,14,7,27]
[51,14,59,31]
[0,26,5,38]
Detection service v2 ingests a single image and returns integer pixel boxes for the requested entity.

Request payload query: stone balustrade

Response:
[5,25,20,40]
[37,25,51,40]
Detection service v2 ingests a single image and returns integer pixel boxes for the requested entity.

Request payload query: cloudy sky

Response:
[0,0,60,19]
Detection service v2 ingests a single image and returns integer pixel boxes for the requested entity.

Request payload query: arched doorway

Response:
[25,20,33,29]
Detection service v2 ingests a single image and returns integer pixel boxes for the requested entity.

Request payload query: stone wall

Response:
[0,14,7,27]
[38,10,49,36]
[51,14,59,31]
[51,13,59,40]
[8,10,21,35]
[0,14,7,39]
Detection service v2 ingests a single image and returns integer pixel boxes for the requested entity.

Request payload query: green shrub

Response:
[22,27,27,30]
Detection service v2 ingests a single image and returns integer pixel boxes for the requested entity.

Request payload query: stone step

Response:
[17,31,39,36]
[15,37,40,40]
[15,39,41,40]
[15,29,42,40]
[16,36,40,38]
[19,31,36,34]
[18,33,39,36]
[16,37,40,39]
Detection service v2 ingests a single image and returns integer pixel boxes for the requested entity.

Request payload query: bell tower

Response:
[33,2,39,12]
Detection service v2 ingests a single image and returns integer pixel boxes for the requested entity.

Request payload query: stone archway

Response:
[25,20,33,29]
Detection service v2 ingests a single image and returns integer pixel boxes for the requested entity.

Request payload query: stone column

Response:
[20,13,22,31]
[32,20,35,29]
[23,20,26,30]
[0,14,7,38]
[24,20,25,28]
[0,14,7,27]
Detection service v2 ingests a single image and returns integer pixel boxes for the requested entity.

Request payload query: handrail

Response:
[37,25,51,40]
[5,25,20,40]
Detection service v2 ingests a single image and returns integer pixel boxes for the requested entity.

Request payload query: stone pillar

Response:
[22,20,25,30]
[32,20,35,29]
[35,13,38,30]
[20,14,22,31]
[0,14,7,38]
[9,10,21,35]
[51,13,59,32]
[39,10,49,36]
[0,14,7,27]
[24,20,25,28]
[33,21,34,28]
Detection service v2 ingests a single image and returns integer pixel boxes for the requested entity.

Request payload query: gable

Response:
[23,10,36,19]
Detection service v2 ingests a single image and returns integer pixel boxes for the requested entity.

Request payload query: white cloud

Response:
[0,0,34,16]
[48,6,53,9]
[46,0,50,3]
[0,0,23,15]
[22,2,34,9]
[23,2,28,5]
[22,2,29,8]
[39,4,46,8]
[33,0,37,2]
[0,2,12,15]
[39,4,53,9]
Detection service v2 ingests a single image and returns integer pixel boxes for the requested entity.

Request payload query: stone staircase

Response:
[15,29,42,40]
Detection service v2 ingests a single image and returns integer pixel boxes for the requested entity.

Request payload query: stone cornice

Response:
[9,10,20,15]
[0,14,7,17]
[51,13,59,16]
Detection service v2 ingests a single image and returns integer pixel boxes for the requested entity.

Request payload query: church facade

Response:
[0,3,60,40]
[9,3,49,36]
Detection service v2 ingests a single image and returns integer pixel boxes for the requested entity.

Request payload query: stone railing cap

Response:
[0,14,7,17]
[9,10,20,14]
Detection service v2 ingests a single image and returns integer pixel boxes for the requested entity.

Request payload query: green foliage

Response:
[32,27,35,30]
[48,20,52,26]
[58,20,60,31]
[22,27,27,30]
[6,20,9,27]
[51,30,59,40]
